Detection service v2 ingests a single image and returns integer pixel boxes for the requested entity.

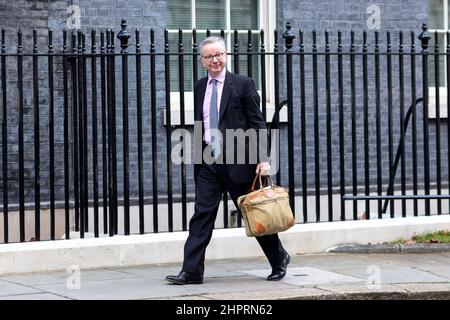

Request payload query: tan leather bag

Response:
[237,173,295,237]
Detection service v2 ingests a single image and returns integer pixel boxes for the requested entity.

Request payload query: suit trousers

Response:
[182,163,287,276]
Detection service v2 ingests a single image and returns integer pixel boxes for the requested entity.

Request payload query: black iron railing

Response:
[0,20,449,243]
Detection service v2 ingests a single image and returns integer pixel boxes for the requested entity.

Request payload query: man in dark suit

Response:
[166,36,290,285]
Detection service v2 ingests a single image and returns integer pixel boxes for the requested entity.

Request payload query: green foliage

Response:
[393,230,450,244]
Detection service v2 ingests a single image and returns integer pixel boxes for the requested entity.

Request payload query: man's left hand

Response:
[256,162,271,176]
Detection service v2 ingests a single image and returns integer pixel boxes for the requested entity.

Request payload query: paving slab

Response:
[414,269,450,280]
[109,264,241,280]
[291,253,384,269]
[0,280,43,297]
[330,266,449,284]
[207,257,274,272]
[194,275,294,294]
[0,268,137,286]
[439,252,450,258]
[241,267,364,286]
[33,277,208,300]
[372,253,450,268]
[0,293,70,300]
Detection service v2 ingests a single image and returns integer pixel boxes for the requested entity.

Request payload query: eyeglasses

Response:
[202,52,225,62]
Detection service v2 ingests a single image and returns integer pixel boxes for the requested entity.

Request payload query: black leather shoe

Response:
[267,253,291,281]
[165,271,203,285]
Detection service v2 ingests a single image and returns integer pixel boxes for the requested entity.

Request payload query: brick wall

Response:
[275,0,445,192]
[1,0,445,211]
[0,0,69,207]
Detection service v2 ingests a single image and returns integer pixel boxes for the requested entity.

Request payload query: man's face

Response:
[201,42,227,77]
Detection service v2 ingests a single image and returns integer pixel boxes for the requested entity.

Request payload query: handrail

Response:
[382,97,424,213]
[269,99,288,131]
[268,99,288,154]
[269,97,425,212]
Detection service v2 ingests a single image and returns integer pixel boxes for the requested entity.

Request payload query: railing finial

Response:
[117,18,131,52]
[282,21,295,52]
[418,23,431,51]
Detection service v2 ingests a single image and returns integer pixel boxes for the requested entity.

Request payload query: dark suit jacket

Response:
[194,70,267,184]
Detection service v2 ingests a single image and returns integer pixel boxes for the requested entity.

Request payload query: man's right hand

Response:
[256,162,271,176]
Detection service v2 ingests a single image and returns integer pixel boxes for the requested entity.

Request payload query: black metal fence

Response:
[0,20,449,243]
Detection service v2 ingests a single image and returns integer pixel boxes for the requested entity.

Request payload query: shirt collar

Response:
[208,67,226,84]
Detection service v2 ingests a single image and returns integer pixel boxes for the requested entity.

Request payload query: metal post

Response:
[419,23,431,216]
[117,19,131,235]
[282,21,296,214]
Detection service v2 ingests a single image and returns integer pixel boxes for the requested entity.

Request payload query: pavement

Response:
[1,251,450,300]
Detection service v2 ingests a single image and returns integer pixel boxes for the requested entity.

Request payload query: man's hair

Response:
[199,36,226,55]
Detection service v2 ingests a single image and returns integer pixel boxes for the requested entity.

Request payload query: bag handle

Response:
[250,172,275,191]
